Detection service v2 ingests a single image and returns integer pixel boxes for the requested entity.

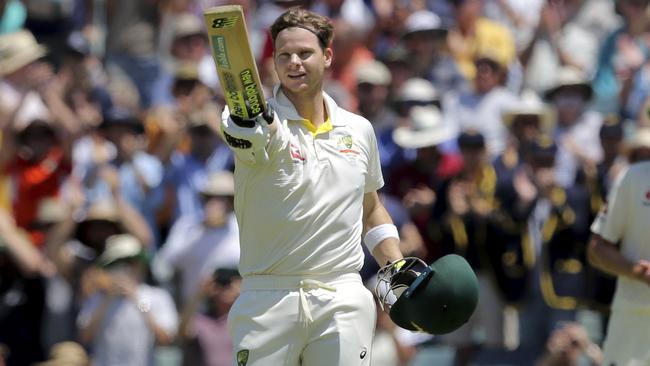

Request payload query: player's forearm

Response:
[372,238,403,267]
[363,192,404,265]
[587,234,637,280]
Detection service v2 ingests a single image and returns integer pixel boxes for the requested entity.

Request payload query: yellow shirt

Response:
[449,18,516,80]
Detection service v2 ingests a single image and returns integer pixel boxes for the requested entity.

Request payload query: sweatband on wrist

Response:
[364,224,399,253]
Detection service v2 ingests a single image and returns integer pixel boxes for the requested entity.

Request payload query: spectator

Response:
[35,341,90,366]
[159,100,232,221]
[535,322,602,366]
[0,210,51,365]
[155,170,240,303]
[592,0,650,116]
[521,0,600,94]
[497,90,555,180]
[434,131,508,365]
[152,12,218,106]
[77,234,178,366]
[354,60,404,173]
[446,0,516,83]
[97,107,163,246]
[179,268,241,366]
[389,105,462,261]
[513,136,591,359]
[0,0,26,34]
[544,67,603,188]
[400,10,467,96]
[100,0,162,108]
[444,50,519,157]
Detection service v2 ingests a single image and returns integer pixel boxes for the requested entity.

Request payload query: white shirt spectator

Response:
[156,214,240,301]
[554,110,603,187]
[77,284,178,366]
[444,87,519,157]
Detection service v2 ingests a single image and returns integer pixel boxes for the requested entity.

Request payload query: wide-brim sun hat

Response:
[393,105,454,149]
[395,78,438,103]
[624,127,650,154]
[98,234,145,267]
[502,90,555,131]
[543,66,593,101]
[0,30,47,76]
[355,59,392,86]
[199,170,235,196]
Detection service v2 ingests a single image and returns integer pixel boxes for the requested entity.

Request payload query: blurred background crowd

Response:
[1,0,650,365]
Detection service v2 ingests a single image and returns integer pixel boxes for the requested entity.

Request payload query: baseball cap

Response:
[402,10,447,37]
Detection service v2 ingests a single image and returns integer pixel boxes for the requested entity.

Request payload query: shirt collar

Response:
[272,84,345,127]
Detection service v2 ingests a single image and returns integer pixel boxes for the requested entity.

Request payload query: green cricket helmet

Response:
[376,255,479,335]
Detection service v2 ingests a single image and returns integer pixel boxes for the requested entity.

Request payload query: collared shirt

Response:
[590,162,650,311]
[225,86,384,276]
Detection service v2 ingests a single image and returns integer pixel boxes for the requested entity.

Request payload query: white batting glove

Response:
[221,107,276,164]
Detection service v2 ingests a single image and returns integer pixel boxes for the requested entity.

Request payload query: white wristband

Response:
[364,224,399,254]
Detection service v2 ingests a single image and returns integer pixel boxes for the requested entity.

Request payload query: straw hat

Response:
[355,60,391,86]
[393,105,454,149]
[543,66,593,101]
[173,13,205,39]
[36,198,68,224]
[199,170,235,196]
[502,90,555,131]
[81,199,120,223]
[98,234,144,267]
[36,341,89,366]
[395,78,438,103]
[625,127,650,154]
[0,30,47,76]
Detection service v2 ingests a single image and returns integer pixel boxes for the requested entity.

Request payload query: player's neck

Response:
[284,87,327,127]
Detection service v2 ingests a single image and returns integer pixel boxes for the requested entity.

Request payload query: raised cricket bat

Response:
[204,5,267,126]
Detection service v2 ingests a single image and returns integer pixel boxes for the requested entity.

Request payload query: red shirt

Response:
[6,147,71,246]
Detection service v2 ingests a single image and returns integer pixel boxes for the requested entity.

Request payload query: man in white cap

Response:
[77,234,178,366]
[401,9,467,95]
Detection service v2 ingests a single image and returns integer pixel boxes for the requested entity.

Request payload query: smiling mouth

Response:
[288,73,306,79]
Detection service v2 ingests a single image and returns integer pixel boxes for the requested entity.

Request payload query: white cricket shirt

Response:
[228,86,384,276]
[590,161,650,310]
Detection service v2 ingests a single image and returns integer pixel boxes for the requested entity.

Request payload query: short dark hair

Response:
[270,8,334,50]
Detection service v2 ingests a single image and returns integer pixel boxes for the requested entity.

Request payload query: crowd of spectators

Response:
[1,0,650,365]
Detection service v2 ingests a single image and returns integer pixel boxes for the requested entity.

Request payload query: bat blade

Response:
[204,5,266,121]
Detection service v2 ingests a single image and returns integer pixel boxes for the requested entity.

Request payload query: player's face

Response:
[274,27,332,96]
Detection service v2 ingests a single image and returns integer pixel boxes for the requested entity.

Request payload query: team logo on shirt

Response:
[290,142,306,162]
[236,350,249,366]
[337,135,359,155]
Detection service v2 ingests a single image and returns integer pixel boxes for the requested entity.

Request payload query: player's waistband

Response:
[241,272,362,291]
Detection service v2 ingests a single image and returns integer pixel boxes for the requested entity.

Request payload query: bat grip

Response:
[230,108,274,128]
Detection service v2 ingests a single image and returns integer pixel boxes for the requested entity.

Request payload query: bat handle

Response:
[230,108,275,128]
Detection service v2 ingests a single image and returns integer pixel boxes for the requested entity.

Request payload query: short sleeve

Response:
[365,125,384,193]
[590,167,630,243]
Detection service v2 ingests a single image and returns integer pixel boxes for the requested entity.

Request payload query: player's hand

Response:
[632,259,650,286]
[221,106,277,164]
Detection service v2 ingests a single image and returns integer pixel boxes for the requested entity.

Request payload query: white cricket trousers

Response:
[601,308,650,366]
[227,272,376,366]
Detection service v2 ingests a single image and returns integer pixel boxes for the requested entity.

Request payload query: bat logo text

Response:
[240,69,262,115]
[211,17,237,29]
[212,36,230,69]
